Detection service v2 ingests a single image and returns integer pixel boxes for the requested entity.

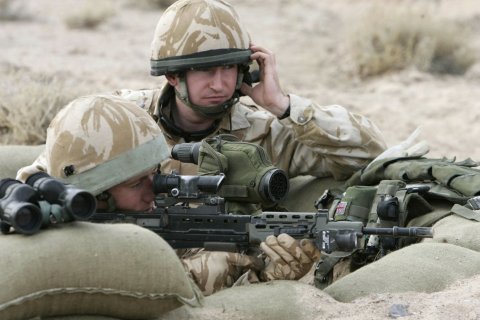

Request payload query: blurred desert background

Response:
[1,0,480,161]
[1,0,480,319]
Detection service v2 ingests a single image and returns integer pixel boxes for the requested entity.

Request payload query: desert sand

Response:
[1,0,480,319]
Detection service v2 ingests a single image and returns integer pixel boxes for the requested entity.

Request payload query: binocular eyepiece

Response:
[26,172,97,221]
[0,179,43,235]
[171,142,200,164]
[0,172,98,235]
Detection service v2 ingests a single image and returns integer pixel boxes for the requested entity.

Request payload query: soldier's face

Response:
[185,65,238,106]
[108,171,156,212]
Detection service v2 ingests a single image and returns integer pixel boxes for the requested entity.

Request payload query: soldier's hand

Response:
[260,233,321,281]
[182,251,264,296]
[240,44,290,117]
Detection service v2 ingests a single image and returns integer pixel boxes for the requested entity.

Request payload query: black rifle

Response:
[89,205,433,254]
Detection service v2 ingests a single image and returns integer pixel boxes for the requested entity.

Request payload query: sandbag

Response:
[159,280,343,320]
[42,317,119,320]
[0,222,202,320]
[324,242,480,302]
[423,214,480,252]
[0,144,44,179]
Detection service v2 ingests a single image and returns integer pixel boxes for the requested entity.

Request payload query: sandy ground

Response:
[2,0,480,318]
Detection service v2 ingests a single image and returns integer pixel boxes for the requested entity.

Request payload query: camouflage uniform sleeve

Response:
[16,149,48,182]
[181,251,264,296]
[242,94,387,180]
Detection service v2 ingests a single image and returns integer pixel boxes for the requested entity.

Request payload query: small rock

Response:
[389,303,410,318]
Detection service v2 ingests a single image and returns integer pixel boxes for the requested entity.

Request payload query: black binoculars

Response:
[0,179,43,235]
[0,172,97,235]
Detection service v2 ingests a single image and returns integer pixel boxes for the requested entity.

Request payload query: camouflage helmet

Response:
[150,0,251,76]
[45,94,170,195]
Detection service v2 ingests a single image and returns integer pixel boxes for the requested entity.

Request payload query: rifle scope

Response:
[26,172,97,221]
[153,173,225,198]
[172,142,289,205]
[0,178,43,235]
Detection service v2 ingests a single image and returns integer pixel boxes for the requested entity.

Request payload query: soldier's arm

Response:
[16,149,48,182]
[241,95,387,180]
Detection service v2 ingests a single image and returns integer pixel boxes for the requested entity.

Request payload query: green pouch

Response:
[427,183,469,204]
[432,164,480,197]
[333,186,377,224]
[368,180,406,227]
[384,159,435,181]
[400,192,434,226]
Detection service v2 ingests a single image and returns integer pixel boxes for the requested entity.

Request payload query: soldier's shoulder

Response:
[111,88,162,111]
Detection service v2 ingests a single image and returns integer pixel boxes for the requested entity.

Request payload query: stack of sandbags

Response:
[323,242,480,302]
[159,280,341,320]
[423,213,480,252]
[0,144,44,179]
[0,222,202,319]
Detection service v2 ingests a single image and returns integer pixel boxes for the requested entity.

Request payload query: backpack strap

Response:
[313,256,342,289]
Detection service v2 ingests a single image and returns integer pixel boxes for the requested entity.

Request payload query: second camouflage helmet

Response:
[46,94,169,195]
[150,0,251,76]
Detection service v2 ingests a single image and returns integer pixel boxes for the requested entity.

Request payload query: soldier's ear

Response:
[165,74,179,86]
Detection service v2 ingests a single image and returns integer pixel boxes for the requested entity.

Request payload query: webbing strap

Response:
[314,256,341,289]
[450,204,480,222]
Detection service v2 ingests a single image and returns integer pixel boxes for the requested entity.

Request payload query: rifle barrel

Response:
[362,226,433,238]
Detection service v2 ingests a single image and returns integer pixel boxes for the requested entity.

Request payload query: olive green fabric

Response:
[198,135,279,201]
[0,222,202,320]
[0,144,45,179]
[405,198,452,227]
[197,135,287,213]
[331,185,377,223]
[323,243,480,302]
[282,175,345,212]
[432,164,480,197]
[346,156,479,204]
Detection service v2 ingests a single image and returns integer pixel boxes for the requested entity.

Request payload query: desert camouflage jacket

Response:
[114,84,387,180]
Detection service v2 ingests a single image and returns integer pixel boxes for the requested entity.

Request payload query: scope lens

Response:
[13,204,42,234]
[261,169,289,203]
[69,192,96,219]
[171,143,200,164]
